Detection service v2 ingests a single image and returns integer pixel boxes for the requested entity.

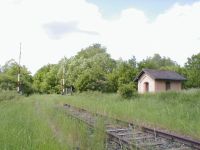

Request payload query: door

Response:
[166,81,170,91]
[144,82,149,92]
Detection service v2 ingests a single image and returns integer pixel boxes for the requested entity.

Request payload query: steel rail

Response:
[63,103,200,150]
[141,127,200,149]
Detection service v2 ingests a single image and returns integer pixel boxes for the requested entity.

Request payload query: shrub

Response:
[117,83,137,98]
[0,90,20,102]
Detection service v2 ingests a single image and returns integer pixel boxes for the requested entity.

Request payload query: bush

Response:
[0,90,20,102]
[117,83,137,98]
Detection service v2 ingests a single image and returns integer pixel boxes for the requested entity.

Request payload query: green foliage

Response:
[118,83,137,98]
[0,59,33,95]
[32,44,117,93]
[75,70,107,92]
[137,54,178,70]
[2,45,198,94]
[65,44,116,92]
[107,60,138,92]
[33,64,60,94]
[0,90,20,102]
[0,74,16,90]
[184,53,200,88]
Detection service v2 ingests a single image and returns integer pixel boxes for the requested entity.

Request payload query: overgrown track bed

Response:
[63,103,200,150]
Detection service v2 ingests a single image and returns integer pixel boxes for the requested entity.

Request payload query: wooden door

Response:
[144,82,149,92]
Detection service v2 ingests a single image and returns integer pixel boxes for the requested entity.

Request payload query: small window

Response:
[166,81,171,90]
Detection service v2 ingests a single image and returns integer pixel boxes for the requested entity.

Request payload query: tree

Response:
[33,64,60,94]
[48,45,138,93]
[118,83,137,98]
[137,54,178,70]
[184,53,200,88]
[107,59,138,92]
[65,44,116,92]
[0,59,33,95]
[128,56,137,68]
[0,74,16,90]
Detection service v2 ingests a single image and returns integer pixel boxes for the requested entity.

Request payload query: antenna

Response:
[17,43,22,93]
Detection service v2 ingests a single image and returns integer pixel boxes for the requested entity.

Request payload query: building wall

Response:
[170,81,182,91]
[154,80,182,92]
[138,73,182,93]
[138,74,155,93]
[154,80,166,92]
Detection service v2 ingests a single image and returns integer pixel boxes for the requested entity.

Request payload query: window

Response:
[166,81,170,90]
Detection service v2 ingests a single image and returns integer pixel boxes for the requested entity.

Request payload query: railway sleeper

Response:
[137,140,166,148]
[107,128,131,132]
[165,147,193,150]
[126,135,155,141]
[63,104,200,150]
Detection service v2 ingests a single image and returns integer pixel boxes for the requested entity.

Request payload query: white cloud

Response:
[0,0,200,74]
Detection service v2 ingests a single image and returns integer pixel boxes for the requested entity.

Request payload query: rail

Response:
[63,103,200,150]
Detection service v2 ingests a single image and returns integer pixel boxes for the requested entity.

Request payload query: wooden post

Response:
[62,66,65,94]
[61,57,66,95]
[17,43,22,93]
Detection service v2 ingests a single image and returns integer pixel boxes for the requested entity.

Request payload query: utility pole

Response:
[61,57,66,95]
[17,43,22,93]
[62,64,65,94]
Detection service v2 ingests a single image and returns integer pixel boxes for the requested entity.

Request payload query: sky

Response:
[0,0,200,74]
[87,0,199,19]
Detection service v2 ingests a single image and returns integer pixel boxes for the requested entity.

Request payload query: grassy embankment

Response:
[0,89,199,149]
[0,92,105,150]
[61,89,200,140]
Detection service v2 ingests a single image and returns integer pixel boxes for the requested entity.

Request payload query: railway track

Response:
[63,103,200,150]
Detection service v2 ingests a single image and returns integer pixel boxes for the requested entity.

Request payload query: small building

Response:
[134,69,186,93]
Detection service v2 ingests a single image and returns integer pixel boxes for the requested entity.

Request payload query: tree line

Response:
[0,44,200,95]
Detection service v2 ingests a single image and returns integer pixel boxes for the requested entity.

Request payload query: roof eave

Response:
[155,78,187,81]
[134,70,145,82]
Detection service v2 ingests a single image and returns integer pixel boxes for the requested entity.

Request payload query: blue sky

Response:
[87,0,199,18]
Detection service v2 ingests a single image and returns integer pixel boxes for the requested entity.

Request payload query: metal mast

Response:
[17,43,22,93]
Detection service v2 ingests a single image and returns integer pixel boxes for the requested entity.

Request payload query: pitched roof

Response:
[134,69,186,82]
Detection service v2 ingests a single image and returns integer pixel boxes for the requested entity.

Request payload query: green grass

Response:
[0,89,199,149]
[60,89,200,140]
[0,95,105,150]
[0,90,20,102]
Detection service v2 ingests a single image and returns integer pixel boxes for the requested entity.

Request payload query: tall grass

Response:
[0,94,105,150]
[1,89,199,149]
[0,90,20,101]
[60,89,200,139]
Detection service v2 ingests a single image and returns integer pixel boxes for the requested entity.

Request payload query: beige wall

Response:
[154,80,182,92]
[154,80,166,92]
[169,81,182,91]
[138,74,155,93]
[138,73,182,93]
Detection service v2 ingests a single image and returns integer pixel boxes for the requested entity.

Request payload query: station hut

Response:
[134,69,186,93]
